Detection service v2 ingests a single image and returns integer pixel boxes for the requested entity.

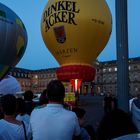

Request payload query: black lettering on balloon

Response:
[54,12,62,23]
[58,1,66,10]
[66,1,73,12]
[68,12,77,25]
[72,2,80,13]
[61,11,68,23]
[43,1,80,32]
[55,48,78,57]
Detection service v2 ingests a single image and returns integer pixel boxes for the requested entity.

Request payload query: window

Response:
[14,72,16,76]
[134,65,138,70]
[18,73,20,77]
[97,76,100,83]
[109,76,112,80]
[103,68,106,73]
[97,69,100,72]
[134,86,138,91]
[109,68,112,72]
[134,74,138,81]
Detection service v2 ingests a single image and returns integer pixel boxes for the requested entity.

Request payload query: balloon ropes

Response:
[41,0,112,91]
[0,3,28,81]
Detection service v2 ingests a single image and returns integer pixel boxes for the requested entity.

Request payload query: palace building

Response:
[9,57,140,96]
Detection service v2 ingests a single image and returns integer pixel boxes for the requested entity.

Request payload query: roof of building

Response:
[10,57,140,73]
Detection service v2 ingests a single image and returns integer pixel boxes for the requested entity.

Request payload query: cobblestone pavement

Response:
[78,94,104,131]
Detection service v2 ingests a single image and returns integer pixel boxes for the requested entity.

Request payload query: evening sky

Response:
[0,0,139,70]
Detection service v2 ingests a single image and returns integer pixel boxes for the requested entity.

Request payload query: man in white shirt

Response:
[0,94,30,140]
[29,80,80,140]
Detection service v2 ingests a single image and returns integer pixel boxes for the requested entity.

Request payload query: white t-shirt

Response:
[129,97,137,111]
[0,119,29,140]
[112,133,140,140]
[16,114,30,125]
[29,104,80,140]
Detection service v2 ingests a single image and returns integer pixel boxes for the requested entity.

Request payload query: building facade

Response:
[95,57,140,96]
[9,57,140,96]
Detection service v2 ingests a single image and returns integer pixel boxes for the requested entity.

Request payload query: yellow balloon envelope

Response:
[41,0,112,66]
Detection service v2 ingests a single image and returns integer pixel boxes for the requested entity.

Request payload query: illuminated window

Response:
[109,68,112,72]
[35,75,38,79]
[103,69,106,72]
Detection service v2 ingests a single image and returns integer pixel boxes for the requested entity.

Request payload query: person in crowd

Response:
[111,94,118,110]
[84,125,96,140]
[29,80,80,140]
[39,89,48,106]
[103,92,113,114]
[16,98,30,125]
[72,107,91,140]
[35,89,49,109]
[0,94,30,140]
[131,92,140,132]
[96,108,138,140]
[24,90,35,115]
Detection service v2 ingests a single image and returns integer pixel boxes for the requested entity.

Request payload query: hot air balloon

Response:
[41,0,112,91]
[0,3,27,80]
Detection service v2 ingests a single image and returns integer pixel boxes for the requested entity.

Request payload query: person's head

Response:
[72,107,86,126]
[1,94,16,116]
[97,108,138,140]
[16,98,26,115]
[136,92,140,98]
[46,80,65,103]
[39,89,48,105]
[24,90,33,101]
[107,92,111,96]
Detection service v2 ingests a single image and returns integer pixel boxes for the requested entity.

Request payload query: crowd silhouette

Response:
[0,80,140,140]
